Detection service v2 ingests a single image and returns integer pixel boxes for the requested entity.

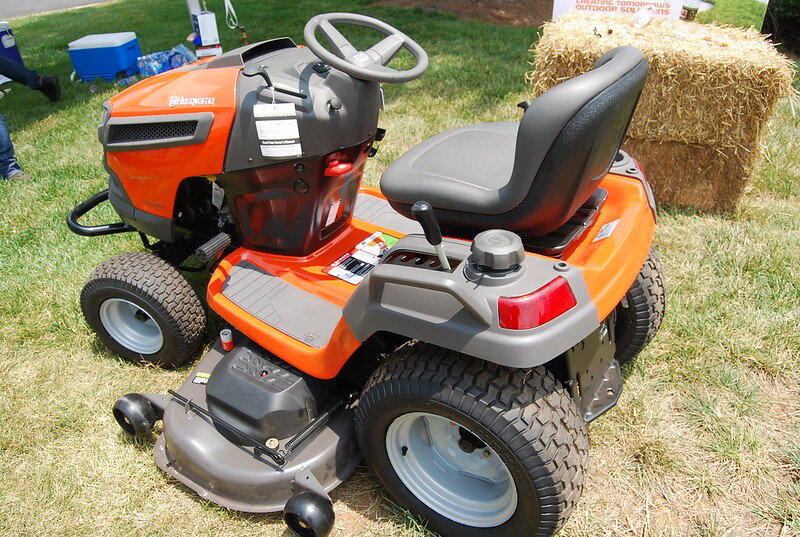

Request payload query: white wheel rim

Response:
[98,298,164,355]
[385,412,517,527]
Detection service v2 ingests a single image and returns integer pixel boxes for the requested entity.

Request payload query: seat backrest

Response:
[501,46,649,236]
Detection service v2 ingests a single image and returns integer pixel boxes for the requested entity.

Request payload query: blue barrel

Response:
[0,21,24,66]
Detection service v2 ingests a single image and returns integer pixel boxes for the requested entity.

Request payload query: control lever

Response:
[411,201,451,272]
[243,64,308,99]
[243,64,273,87]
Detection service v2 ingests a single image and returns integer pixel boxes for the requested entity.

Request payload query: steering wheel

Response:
[303,13,429,83]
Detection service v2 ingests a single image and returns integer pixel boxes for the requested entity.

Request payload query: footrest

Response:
[222,261,342,348]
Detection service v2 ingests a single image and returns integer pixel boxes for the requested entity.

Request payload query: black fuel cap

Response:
[470,230,525,271]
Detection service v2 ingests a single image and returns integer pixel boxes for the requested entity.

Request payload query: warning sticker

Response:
[592,219,620,242]
[325,199,341,227]
[323,232,399,285]
[260,143,302,158]
[192,372,211,385]
[210,181,224,210]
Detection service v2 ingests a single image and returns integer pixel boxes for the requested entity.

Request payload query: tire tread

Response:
[355,344,589,536]
[81,251,206,367]
[614,249,666,364]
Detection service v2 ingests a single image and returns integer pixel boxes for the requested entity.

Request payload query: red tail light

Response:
[498,276,577,330]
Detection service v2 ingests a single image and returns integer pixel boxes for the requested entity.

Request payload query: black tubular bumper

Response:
[67,189,135,237]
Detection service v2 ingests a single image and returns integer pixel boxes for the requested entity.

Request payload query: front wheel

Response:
[81,251,206,367]
[355,343,589,537]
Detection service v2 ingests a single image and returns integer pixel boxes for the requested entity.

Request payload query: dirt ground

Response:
[377,0,553,27]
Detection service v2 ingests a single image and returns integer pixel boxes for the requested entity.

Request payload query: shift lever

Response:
[411,201,451,272]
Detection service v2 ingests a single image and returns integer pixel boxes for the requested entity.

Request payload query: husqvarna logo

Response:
[169,96,216,107]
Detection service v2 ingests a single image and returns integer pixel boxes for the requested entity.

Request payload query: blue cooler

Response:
[0,21,24,65]
[68,32,141,82]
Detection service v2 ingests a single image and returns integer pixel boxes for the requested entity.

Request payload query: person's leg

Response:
[0,113,23,179]
[0,55,39,88]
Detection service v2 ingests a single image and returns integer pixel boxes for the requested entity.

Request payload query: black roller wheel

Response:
[283,491,335,537]
[355,343,589,537]
[113,393,157,437]
[614,249,666,365]
[81,251,206,368]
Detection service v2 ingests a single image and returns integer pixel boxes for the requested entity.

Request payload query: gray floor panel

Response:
[222,261,341,348]
[354,193,422,236]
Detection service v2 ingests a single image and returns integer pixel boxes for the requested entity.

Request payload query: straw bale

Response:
[621,138,758,212]
[528,12,794,149]
[526,12,794,212]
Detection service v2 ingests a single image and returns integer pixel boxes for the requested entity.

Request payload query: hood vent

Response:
[107,120,198,143]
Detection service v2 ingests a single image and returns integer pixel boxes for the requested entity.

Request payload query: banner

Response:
[552,0,683,20]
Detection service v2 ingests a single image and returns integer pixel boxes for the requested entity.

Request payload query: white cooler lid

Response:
[69,32,137,50]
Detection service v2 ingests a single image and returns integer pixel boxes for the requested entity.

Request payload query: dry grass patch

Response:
[0,1,798,537]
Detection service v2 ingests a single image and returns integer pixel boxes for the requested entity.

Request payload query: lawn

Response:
[0,1,798,536]
[698,0,768,29]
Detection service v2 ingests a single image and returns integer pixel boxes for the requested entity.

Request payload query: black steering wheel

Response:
[303,12,429,83]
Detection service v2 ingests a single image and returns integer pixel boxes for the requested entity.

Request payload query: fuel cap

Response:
[470,230,525,271]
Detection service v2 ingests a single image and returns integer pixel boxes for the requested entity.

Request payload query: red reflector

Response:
[498,276,577,330]
[324,159,353,176]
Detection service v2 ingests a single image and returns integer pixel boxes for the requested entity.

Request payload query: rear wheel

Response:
[81,251,206,367]
[355,343,589,537]
[614,249,666,364]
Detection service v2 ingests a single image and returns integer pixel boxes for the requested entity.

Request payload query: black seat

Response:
[380,46,649,237]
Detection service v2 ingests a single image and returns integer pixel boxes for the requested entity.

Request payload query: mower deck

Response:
[153,339,360,513]
[207,176,654,380]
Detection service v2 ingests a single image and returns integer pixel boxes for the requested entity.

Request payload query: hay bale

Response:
[526,12,795,212]
[621,139,758,213]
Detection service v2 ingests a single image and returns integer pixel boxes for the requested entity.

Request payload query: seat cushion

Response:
[380,122,518,215]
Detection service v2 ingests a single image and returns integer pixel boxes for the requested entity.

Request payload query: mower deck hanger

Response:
[70,12,665,537]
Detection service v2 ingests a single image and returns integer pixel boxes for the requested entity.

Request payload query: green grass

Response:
[0,1,799,536]
[697,0,768,29]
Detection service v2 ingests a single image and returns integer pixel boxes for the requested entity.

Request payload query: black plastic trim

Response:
[206,37,297,69]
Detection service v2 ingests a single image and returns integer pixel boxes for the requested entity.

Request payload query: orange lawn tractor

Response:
[68,12,665,537]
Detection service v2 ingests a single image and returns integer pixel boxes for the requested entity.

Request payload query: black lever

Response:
[517,99,534,111]
[243,64,273,87]
[411,200,451,271]
[244,64,308,99]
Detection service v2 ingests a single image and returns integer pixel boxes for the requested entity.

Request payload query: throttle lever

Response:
[411,200,451,272]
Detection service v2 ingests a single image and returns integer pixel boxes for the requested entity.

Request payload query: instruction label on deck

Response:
[192,372,211,385]
[253,102,302,158]
[323,232,399,285]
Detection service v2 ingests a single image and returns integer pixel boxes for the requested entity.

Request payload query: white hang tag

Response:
[256,119,299,140]
[253,102,296,118]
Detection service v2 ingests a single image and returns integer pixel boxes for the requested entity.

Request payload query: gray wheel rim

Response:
[98,298,164,355]
[385,412,517,527]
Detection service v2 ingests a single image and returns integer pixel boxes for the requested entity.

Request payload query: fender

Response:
[343,235,601,368]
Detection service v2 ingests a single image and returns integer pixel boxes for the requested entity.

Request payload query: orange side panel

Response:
[206,209,407,379]
[208,179,654,378]
[564,174,656,320]
[362,180,655,321]
[106,66,240,219]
